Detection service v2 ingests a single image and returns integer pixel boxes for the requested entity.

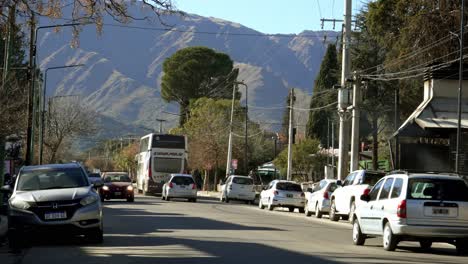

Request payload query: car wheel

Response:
[288,207,295,212]
[383,222,398,251]
[329,200,340,222]
[162,194,166,200]
[166,194,171,201]
[304,201,312,217]
[349,201,356,223]
[315,203,323,219]
[298,207,305,214]
[259,199,265,209]
[85,227,103,244]
[225,196,230,203]
[352,220,366,246]
[456,238,468,255]
[127,197,134,202]
[419,240,432,251]
[250,200,256,205]
[267,199,275,211]
[245,200,250,205]
[192,198,197,203]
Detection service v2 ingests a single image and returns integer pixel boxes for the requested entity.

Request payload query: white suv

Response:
[330,170,385,222]
[352,172,468,254]
[220,175,256,204]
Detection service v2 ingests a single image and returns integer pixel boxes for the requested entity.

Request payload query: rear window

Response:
[104,174,131,182]
[362,172,385,186]
[172,176,194,185]
[233,177,253,185]
[276,182,302,192]
[408,178,468,201]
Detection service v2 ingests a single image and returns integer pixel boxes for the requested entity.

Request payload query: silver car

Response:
[259,180,305,213]
[0,163,104,248]
[162,174,197,202]
[352,172,468,254]
[304,179,340,218]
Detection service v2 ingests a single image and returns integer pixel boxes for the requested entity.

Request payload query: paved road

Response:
[1,195,467,264]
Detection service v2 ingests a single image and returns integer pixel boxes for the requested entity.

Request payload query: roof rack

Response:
[387,170,461,176]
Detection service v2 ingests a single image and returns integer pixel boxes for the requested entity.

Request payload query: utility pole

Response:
[25,14,36,165]
[332,121,335,174]
[244,82,248,174]
[287,88,294,181]
[350,72,361,171]
[337,0,353,180]
[156,119,166,133]
[394,87,400,169]
[225,82,237,177]
[456,0,465,174]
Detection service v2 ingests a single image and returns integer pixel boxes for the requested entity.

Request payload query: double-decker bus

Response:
[136,133,187,195]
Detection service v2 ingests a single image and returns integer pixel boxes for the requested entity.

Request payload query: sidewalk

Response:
[197,191,220,199]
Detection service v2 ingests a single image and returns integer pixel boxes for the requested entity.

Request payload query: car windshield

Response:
[408,178,468,201]
[171,176,194,185]
[17,168,88,191]
[362,172,385,185]
[104,174,131,183]
[88,173,100,178]
[276,182,302,192]
[233,177,253,185]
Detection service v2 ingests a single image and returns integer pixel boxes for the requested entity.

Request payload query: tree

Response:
[44,97,98,163]
[306,44,339,146]
[161,47,238,126]
[113,142,139,179]
[274,138,321,182]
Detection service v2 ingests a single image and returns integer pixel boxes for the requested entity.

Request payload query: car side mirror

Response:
[0,185,12,194]
[93,181,104,188]
[360,194,370,202]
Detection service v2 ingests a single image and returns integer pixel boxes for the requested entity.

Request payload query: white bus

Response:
[136,133,188,195]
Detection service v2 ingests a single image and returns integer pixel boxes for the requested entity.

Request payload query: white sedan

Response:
[259,180,305,213]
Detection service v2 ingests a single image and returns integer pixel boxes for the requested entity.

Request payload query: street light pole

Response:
[26,21,89,165]
[456,0,465,174]
[39,64,85,165]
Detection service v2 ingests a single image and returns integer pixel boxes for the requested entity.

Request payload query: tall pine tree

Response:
[306,44,339,146]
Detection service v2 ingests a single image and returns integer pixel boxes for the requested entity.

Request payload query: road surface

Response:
[1,195,466,264]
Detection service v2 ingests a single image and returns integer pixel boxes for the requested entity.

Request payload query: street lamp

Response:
[26,22,91,165]
[39,64,85,165]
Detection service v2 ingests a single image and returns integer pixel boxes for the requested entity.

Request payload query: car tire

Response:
[383,222,398,251]
[315,203,323,219]
[192,198,197,203]
[85,227,103,244]
[288,207,295,212]
[225,196,230,203]
[298,207,305,214]
[250,200,256,205]
[162,194,166,200]
[245,200,250,205]
[419,240,432,251]
[259,199,265,209]
[127,197,134,202]
[267,200,275,211]
[329,200,340,222]
[352,220,366,246]
[166,195,171,201]
[456,238,468,255]
[304,201,312,217]
[349,201,356,223]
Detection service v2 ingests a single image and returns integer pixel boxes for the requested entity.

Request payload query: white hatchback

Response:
[352,172,468,254]
[220,175,256,204]
[304,179,340,218]
[259,180,305,213]
[162,174,197,202]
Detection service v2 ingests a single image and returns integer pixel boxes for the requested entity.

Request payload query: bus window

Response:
[140,137,149,152]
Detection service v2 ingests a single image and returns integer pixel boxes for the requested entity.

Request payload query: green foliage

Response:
[161,46,237,126]
[274,138,321,182]
[306,44,339,145]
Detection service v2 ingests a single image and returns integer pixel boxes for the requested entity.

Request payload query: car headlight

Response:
[80,195,98,206]
[11,200,31,210]
[102,185,109,191]
[127,185,134,191]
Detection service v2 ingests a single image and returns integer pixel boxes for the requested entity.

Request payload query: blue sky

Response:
[174,0,368,34]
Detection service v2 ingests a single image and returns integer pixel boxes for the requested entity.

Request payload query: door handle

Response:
[370,205,373,210]
[381,206,385,210]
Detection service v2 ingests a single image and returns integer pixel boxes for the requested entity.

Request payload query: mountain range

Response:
[36,5,337,145]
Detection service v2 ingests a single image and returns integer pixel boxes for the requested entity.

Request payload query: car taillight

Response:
[363,188,370,196]
[148,158,152,179]
[169,182,174,188]
[192,184,196,190]
[274,190,279,196]
[323,191,329,199]
[397,200,407,218]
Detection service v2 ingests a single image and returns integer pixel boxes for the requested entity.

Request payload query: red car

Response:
[100,172,135,202]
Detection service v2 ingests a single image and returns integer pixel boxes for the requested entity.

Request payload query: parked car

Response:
[259,180,305,213]
[87,172,102,185]
[162,174,197,202]
[330,170,385,222]
[100,172,135,202]
[304,179,340,218]
[220,175,256,204]
[0,163,104,248]
[352,172,468,254]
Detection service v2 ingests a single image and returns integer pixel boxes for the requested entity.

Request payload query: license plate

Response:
[45,212,67,220]
[432,208,449,215]
[115,192,121,195]
[286,194,293,198]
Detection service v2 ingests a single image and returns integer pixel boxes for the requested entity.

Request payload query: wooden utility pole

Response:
[287,88,294,181]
